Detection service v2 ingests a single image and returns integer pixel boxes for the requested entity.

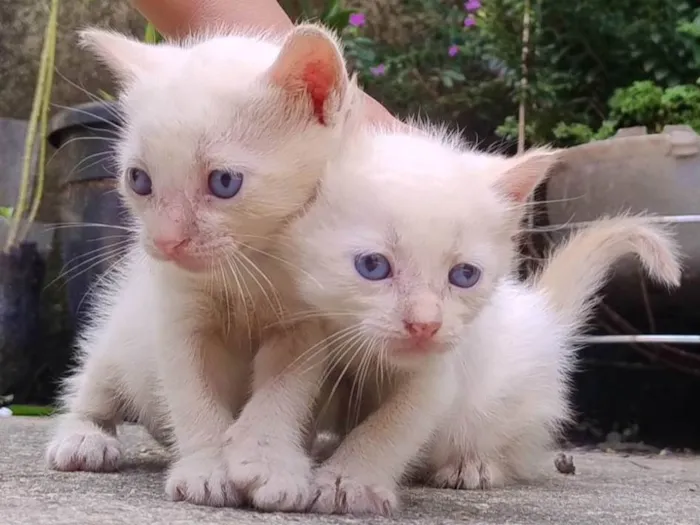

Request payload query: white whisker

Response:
[223,254,254,350]
[238,240,322,289]
[233,248,285,321]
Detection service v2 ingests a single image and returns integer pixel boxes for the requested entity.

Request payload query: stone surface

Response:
[1,417,699,524]
[0,118,30,209]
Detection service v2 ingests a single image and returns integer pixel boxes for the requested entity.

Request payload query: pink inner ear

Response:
[508,181,534,203]
[496,174,534,204]
[302,60,335,126]
[498,152,557,203]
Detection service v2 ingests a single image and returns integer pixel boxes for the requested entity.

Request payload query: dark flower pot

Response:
[0,242,46,395]
[48,101,132,330]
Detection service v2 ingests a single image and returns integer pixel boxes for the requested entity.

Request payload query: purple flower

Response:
[464,15,476,27]
[464,0,481,11]
[349,12,366,27]
[448,45,459,57]
[370,64,386,77]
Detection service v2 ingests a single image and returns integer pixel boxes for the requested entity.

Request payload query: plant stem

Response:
[517,0,531,155]
[4,0,58,251]
[21,0,59,242]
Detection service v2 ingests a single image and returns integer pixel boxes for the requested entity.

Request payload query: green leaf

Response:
[0,207,13,219]
[97,89,115,101]
[442,69,466,81]
[144,22,163,44]
[325,9,354,32]
[8,404,55,417]
[654,69,669,81]
[350,37,374,45]
[355,47,377,64]
[321,0,341,20]
[440,72,454,88]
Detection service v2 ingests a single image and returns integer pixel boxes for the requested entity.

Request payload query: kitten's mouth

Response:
[146,245,209,273]
[168,256,208,273]
[389,338,445,357]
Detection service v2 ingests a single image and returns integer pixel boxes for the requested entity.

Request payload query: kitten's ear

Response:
[266,24,348,126]
[79,28,178,85]
[493,148,561,203]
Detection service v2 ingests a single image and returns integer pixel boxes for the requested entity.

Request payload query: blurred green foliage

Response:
[283,0,358,30]
[143,21,164,44]
[341,0,514,146]
[134,0,700,148]
[486,0,700,144]
[553,81,700,146]
[320,0,700,148]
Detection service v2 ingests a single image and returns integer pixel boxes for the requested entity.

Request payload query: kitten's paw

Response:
[427,457,505,490]
[226,440,312,512]
[309,468,398,517]
[166,448,241,507]
[46,423,121,472]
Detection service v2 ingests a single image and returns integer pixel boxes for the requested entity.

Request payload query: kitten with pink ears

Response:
[283,125,681,516]
[45,24,358,511]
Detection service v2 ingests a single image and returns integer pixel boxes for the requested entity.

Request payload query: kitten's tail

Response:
[532,215,682,329]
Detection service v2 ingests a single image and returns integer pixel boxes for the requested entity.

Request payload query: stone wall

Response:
[0,0,146,120]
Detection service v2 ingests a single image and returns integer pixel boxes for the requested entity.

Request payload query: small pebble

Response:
[0,407,13,418]
[554,453,576,475]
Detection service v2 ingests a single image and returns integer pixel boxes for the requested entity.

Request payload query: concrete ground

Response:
[1,417,698,525]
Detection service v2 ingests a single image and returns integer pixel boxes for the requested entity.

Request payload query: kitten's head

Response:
[80,25,353,273]
[290,128,558,369]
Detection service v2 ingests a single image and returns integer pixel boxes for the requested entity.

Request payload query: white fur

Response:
[284,126,681,515]
[46,24,359,511]
[423,216,681,490]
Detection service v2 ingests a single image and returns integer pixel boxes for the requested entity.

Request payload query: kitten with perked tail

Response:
[45,24,358,511]
[283,125,681,516]
[419,215,680,491]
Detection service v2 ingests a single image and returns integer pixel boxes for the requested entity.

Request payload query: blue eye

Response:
[208,169,243,199]
[448,263,481,288]
[354,253,392,281]
[127,168,152,196]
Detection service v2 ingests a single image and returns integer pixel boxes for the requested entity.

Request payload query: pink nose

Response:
[404,321,442,342]
[153,237,189,258]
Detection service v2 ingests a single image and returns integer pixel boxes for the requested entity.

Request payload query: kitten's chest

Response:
[212,263,297,350]
[231,255,295,320]
[336,350,399,403]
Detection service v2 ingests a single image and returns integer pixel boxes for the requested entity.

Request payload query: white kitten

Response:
[46,24,356,511]
[421,216,681,491]
[284,126,681,515]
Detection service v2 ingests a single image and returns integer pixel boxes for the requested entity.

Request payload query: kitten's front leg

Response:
[156,312,244,507]
[46,348,124,472]
[224,324,325,512]
[46,273,147,473]
[422,407,554,490]
[311,359,455,517]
